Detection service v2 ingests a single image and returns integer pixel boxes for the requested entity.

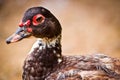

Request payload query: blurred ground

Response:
[0,0,120,80]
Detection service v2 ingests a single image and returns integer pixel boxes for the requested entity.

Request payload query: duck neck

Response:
[30,34,62,65]
[23,35,62,79]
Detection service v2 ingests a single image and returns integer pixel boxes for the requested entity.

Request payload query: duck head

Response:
[6,7,61,44]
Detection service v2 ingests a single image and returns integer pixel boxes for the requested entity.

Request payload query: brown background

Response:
[0,0,120,80]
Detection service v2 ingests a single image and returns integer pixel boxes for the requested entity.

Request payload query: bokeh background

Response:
[0,0,120,80]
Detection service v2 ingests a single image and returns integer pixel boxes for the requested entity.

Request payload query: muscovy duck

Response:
[6,7,120,80]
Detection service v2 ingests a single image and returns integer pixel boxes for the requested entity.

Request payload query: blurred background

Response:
[0,0,120,80]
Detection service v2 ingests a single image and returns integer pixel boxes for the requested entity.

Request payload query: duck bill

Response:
[6,27,31,44]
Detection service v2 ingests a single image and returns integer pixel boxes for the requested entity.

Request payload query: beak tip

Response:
[6,40,11,44]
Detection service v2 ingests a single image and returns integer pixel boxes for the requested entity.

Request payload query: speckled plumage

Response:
[46,54,120,80]
[22,35,62,80]
[6,7,120,80]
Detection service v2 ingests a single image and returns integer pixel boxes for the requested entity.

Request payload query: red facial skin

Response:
[18,14,45,33]
[19,20,32,33]
[32,14,45,26]
[19,20,31,27]
[27,28,32,33]
[19,22,24,27]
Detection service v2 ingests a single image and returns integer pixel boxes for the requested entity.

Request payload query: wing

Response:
[45,54,120,80]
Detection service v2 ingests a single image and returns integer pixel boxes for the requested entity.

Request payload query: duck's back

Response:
[46,54,120,80]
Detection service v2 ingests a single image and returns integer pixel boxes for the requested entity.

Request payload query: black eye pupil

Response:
[36,17,42,22]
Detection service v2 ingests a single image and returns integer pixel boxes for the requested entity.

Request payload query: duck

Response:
[6,6,120,80]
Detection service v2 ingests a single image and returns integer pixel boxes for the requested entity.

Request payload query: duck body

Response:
[22,37,120,80]
[46,55,120,80]
[6,7,120,80]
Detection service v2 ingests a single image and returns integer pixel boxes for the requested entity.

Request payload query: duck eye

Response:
[32,14,45,26]
[36,17,42,22]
